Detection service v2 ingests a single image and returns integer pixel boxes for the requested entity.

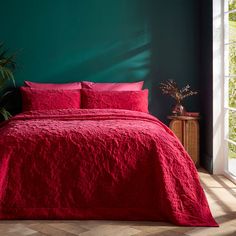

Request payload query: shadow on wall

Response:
[47,31,151,84]
[4,0,200,125]
[147,0,201,123]
[7,29,153,117]
[37,1,163,120]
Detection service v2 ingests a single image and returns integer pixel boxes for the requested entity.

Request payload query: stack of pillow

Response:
[20,81,148,113]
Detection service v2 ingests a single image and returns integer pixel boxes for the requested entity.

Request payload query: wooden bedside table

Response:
[168,115,200,166]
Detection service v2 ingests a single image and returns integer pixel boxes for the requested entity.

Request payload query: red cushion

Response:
[24,81,82,90]
[81,81,144,91]
[81,89,149,113]
[21,87,81,111]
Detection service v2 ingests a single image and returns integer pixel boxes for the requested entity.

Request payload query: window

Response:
[213,0,236,182]
[224,0,236,177]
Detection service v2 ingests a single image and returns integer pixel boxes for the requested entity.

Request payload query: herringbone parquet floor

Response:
[0,170,236,236]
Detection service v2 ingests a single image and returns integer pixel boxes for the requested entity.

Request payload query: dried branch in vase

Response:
[159,80,198,116]
[159,80,198,104]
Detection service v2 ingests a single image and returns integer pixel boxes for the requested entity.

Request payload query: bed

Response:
[0,81,217,226]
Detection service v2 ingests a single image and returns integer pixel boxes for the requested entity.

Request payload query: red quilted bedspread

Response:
[0,109,217,226]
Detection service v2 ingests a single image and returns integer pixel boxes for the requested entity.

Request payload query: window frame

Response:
[213,0,236,183]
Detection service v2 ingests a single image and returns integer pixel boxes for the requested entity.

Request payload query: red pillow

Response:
[21,87,81,111]
[24,81,82,90]
[81,81,144,91]
[81,89,148,113]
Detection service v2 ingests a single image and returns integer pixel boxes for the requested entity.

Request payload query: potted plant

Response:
[0,43,17,120]
[159,80,198,116]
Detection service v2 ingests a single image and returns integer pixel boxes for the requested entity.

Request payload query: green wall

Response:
[1,0,201,122]
[1,0,150,85]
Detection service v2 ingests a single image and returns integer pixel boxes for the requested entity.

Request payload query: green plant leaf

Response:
[0,107,12,120]
[0,65,15,87]
[0,90,14,105]
[0,43,17,112]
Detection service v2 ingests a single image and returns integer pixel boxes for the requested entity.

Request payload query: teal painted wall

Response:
[1,0,200,122]
[1,0,150,84]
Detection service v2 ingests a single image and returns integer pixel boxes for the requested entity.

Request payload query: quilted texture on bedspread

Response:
[0,109,217,226]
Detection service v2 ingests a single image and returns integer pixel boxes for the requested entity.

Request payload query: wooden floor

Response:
[0,170,236,236]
